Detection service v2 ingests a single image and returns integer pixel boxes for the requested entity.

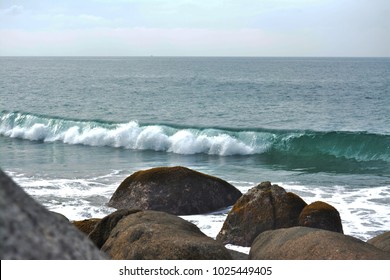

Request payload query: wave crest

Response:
[1,111,389,162]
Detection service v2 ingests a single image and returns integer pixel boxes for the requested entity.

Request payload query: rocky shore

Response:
[1,166,389,260]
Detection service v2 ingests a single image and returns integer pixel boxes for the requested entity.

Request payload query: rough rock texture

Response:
[216,181,307,246]
[298,201,343,233]
[107,166,242,215]
[249,227,390,260]
[72,218,102,236]
[89,209,142,249]
[367,232,390,253]
[0,169,106,260]
[90,209,232,260]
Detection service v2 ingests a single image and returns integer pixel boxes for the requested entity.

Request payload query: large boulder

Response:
[367,232,390,253]
[249,227,390,260]
[107,166,242,215]
[298,201,343,233]
[0,169,106,260]
[89,209,232,260]
[216,181,307,246]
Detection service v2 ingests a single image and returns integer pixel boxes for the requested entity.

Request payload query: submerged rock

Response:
[107,166,242,215]
[216,181,307,246]
[249,227,390,260]
[89,209,232,260]
[0,169,106,260]
[298,201,343,233]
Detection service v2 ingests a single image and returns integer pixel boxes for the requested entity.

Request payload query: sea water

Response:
[1,57,389,252]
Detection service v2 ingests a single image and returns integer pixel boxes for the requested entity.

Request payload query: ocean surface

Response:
[0,57,389,251]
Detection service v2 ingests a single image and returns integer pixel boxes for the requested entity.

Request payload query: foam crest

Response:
[0,111,256,156]
[1,111,389,162]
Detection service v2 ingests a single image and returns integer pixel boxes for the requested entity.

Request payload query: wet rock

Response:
[90,209,232,260]
[0,169,106,259]
[249,227,390,260]
[216,181,307,246]
[298,201,343,233]
[108,166,242,215]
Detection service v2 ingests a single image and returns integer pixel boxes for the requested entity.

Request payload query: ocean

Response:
[0,57,389,251]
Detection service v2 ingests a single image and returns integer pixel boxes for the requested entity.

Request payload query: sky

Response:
[0,0,389,56]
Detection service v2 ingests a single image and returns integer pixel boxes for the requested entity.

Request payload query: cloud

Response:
[1,5,24,16]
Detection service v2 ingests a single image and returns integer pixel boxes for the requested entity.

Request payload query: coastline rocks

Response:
[107,166,242,215]
[217,181,307,246]
[0,169,106,260]
[249,227,390,260]
[90,209,232,260]
[298,201,343,233]
[367,232,390,252]
[73,218,102,236]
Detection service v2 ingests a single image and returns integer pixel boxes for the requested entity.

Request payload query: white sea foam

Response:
[1,119,256,156]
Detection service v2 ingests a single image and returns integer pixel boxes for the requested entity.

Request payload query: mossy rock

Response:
[216,181,307,247]
[73,218,102,236]
[298,201,343,233]
[107,166,242,215]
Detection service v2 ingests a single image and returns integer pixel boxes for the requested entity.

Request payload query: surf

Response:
[1,111,389,163]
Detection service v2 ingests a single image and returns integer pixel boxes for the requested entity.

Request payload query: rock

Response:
[72,218,102,236]
[89,209,142,249]
[107,166,242,215]
[228,249,249,260]
[50,211,70,222]
[216,181,307,246]
[298,201,343,233]
[367,232,390,253]
[90,209,232,260]
[0,169,106,260]
[249,227,390,260]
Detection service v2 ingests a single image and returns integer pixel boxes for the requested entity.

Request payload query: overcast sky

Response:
[0,0,389,56]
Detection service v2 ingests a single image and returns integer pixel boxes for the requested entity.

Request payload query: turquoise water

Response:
[0,57,389,243]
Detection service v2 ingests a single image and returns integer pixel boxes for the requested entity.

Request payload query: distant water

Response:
[1,57,389,248]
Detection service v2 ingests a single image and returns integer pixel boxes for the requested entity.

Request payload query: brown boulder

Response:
[72,218,102,235]
[107,166,242,215]
[249,227,390,260]
[89,209,141,249]
[367,232,390,252]
[298,201,343,233]
[216,181,307,247]
[89,209,232,260]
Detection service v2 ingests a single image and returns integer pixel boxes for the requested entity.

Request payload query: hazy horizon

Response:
[1,0,389,57]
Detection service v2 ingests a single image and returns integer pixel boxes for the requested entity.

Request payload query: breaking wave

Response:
[1,111,389,162]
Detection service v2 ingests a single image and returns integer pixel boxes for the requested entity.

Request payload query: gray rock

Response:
[0,169,106,259]
[249,227,390,260]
